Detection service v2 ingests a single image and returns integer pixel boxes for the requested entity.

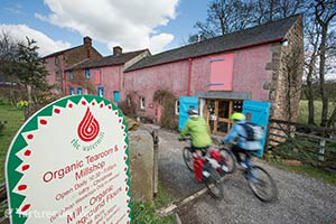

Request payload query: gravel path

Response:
[154,127,336,224]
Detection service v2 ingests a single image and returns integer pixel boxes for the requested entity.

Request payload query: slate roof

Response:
[43,46,82,58]
[66,49,149,71]
[125,15,301,72]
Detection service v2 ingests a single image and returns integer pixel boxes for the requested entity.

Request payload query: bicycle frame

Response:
[184,139,222,182]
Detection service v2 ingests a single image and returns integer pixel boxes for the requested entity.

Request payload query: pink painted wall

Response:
[123,44,273,120]
[232,44,272,100]
[45,55,66,94]
[123,60,194,120]
[65,65,122,102]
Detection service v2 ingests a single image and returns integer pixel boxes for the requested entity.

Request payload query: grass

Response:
[0,103,24,182]
[132,182,175,223]
[298,100,335,125]
[270,160,336,186]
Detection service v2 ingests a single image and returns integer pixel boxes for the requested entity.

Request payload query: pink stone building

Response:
[51,15,303,135]
[43,36,102,95]
[64,47,150,102]
[122,15,303,135]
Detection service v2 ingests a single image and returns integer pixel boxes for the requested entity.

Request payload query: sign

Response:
[6,95,131,224]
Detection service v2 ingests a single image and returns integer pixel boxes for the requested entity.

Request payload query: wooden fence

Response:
[267,119,336,170]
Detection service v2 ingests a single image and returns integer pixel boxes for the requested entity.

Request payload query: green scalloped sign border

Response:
[5,95,132,224]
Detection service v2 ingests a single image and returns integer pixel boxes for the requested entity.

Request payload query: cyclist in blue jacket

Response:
[222,112,261,168]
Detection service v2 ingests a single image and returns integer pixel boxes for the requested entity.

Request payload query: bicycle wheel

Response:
[204,166,224,199]
[183,147,194,171]
[246,165,278,202]
[219,148,236,174]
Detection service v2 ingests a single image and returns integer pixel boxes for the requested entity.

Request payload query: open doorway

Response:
[202,99,243,135]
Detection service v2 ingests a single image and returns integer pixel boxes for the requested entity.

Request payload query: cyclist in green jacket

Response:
[178,109,212,153]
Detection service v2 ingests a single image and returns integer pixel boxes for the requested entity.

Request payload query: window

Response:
[84,68,91,79]
[233,100,243,113]
[68,71,74,80]
[175,100,180,115]
[97,86,104,97]
[140,96,145,110]
[127,96,131,106]
[69,87,74,95]
[77,87,83,95]
[55,56,60,66]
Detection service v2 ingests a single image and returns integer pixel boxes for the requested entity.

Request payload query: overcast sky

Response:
[0,0,208,56]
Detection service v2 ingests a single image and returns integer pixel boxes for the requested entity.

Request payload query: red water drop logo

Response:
[78,107,100,142]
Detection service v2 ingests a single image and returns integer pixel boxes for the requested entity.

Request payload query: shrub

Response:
[153,90,177,130]
[119,97,137,118]
[16,100,29,110]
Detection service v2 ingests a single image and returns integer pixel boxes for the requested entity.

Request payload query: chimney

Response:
[83,36,92,47]
[83,36,92,58]
[113,46,122,56]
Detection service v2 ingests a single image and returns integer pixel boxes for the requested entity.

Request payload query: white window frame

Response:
[140,96,145,110]
[84,68,91,79]
[127,96,131,106]
[175,100,180,115]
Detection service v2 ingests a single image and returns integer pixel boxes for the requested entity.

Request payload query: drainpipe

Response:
[187,58,193,96]
[63,71,67,95]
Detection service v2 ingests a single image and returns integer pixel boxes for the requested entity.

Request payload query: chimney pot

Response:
[113,46,122,56]
[83,36,92,47]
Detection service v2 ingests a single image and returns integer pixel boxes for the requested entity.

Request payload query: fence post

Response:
[319,139,326,162]
[152,130,159,196]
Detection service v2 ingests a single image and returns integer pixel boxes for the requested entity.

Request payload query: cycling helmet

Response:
[187,108,198,115]
[230,112,245,121]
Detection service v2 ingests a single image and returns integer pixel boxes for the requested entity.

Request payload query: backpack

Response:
[239,122,264,141]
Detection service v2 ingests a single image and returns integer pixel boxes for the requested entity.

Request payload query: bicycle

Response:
[222,145,278,202]
[181,137,235,199]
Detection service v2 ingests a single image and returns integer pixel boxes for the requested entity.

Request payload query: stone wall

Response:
[270,16,304,122]
[267,16,304,147]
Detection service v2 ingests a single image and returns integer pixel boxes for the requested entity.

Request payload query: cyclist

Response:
[222,112,261,168]
[178,108,212,156]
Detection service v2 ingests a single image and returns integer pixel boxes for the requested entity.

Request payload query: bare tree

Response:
[303,13,321,125]
[315,0,336,127]
[253,0,305,24]
[193,0,305,40]
[193,0,255,39]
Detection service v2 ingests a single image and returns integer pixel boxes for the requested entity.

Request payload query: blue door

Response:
[113,91,120,103]
[178,96,198,130]
[242,100,271,157]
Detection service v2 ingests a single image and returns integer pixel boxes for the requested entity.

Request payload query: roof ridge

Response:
[125,15,301,72]
[151,14,301,58]
[43,45,82,58]
[103,49,148,58]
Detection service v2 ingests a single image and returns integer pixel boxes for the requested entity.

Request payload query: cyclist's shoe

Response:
[221,164,229,172]
[244,170,258,183]
[240,161,248,169]
[202,170,210,178]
